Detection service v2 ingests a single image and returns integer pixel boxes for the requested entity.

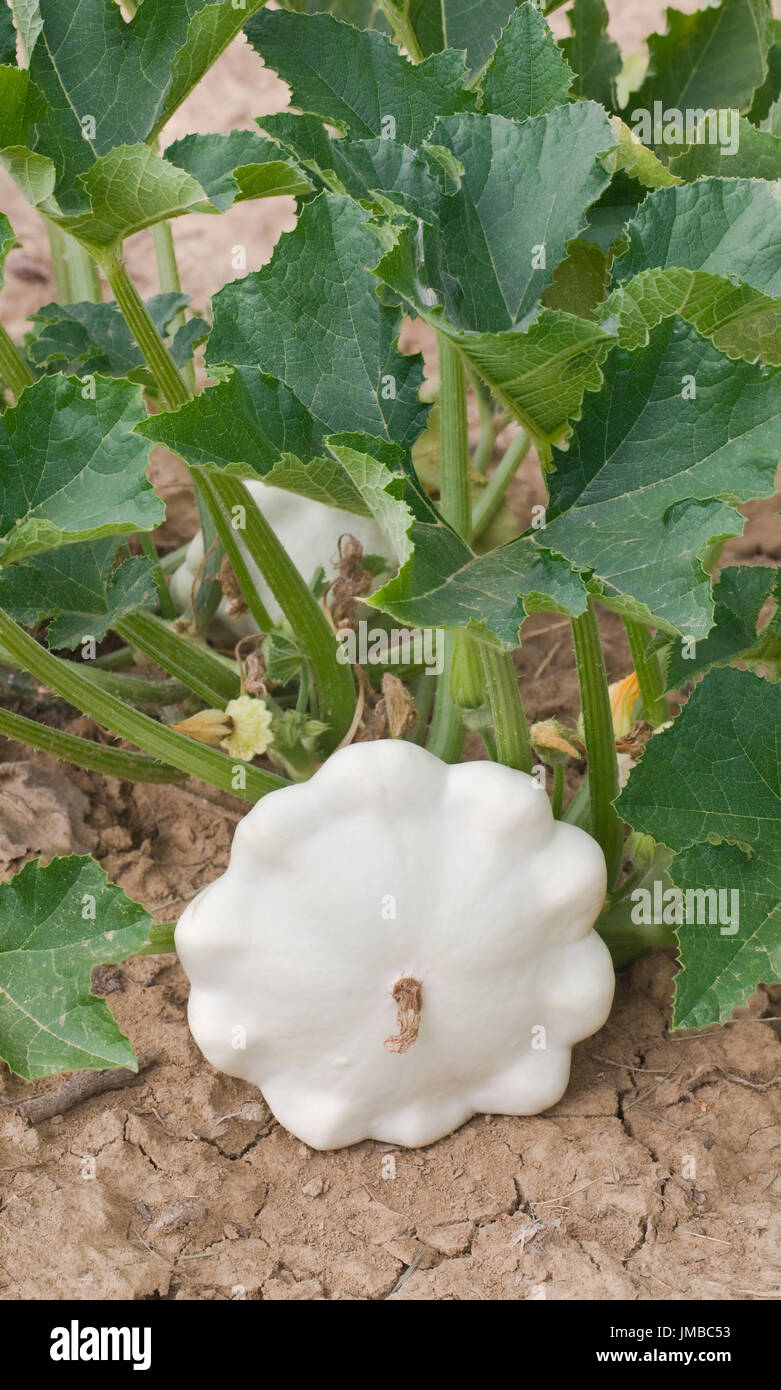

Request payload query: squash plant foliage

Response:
[0,0,779,1084]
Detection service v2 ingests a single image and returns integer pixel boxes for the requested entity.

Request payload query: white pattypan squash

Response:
[170,478,396,639]
[176,740,614,1150]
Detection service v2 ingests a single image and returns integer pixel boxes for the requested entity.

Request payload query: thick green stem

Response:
[46,223,73,303]
[0,707,184,783]
[46,223,102,303]
[196,473,274,633]
[152,218,195,392]
[468,371,497,475]
[406,672,436,743]
[471,427,531,541]
[552,763,565,820]
[571,601,624,886]
[624,618,668,727]
[93,645,133,670]
[425,631,465,762]
[480,644,533,773]
[117,611,240,707]
[0,320,35,397]
[375,0,424,60]
[425,336,472,762]
[0,607,282,801]
[202,472,355,747]
[98,248,192,408]
[0,642,190,705]
[136,531,177,620]
[563,774,590,829]
[437,335,471,540]
[66,239,102,303]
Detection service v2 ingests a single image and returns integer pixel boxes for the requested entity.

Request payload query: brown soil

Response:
[1,2,780,1302]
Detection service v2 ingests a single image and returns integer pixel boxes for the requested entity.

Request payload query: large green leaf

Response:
[406,0,519,75]
[663,566,781,686]
[21,0,265,206]
[383,104,615,333]
[8,2,41,65]
[614,180,781,297]
[0,4,16,65]
[0,375,164,566]
[27,293,208,380]
[541,320,781,640]
[138,366,373,514]
[0,541,157,649]
[374,228,617,452]
[670,112,781,179]
[137,367,326,475]
[278,0,391,33]
[163,130,312,211]
[245,8,468,145]
[208,193,428,449]
[480,4,573,122]
[259,112,444,216]
[629,0,773,121]
[562,0,622,108]
[748,16,781,122]
[617,667,781,1029]
[605,179,781,364]
[326,433,588,645]
[0,855,156,1078]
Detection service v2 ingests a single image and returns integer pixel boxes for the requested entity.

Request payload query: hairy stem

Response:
[202,472,355,748]
[98,247,192,408]
[480,644,533,773]
[571,601,624,886]
[196,472,274,633]
[426,335,471,763]
[471,427,531,541]
[623,618,669,727]
[424,632,464,762]
[152,218,196,392]
[437,334,471,540]
[117,611,240,707]
[0,707,184,783]
[46,223,102,303]
[552,762,564,820]
[136,531,177,620]
[0,320,35,398]
[0,607,281,800]
[375,0,424,61]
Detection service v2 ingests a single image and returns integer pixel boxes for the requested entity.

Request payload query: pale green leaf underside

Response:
[0,855,156,1078]
[606,179,781,364]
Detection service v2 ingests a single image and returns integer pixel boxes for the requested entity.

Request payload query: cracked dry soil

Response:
[1,945,779,1301]
[1,0,780,1302]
